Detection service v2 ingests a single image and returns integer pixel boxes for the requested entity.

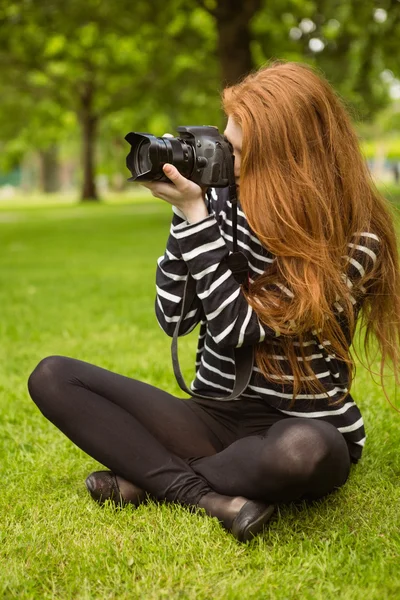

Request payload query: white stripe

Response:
[276,282,294,298]
[219,210,264,249]
[198,271,231,299]
[173,219,190,231]
[259,352,335,363]
[277,401,356,418]
[272,371,332,381]
[165,249,180,261]
[195,372,232,392]
[226,200,251,224]
[341,273,353,288]
[210,188,218,200]
[238,305,252,347]
[207,288,240,321]
[156,286,181,303]
[248,260,265,275]
[201,358,235,380]
[204,342,235,364]
[156,297,198,323]
[173,218,215,239]
[341,274,357,304]
[259,322,266,342]
[269,338,331,348]
[219,222,274,263]
[172,206,187,220]
[292,339,331,348]
[252,368,335,381]
[343,255,365,278]
[337,416,364,433]
[182,237,225,261]
[192,262,219,280]
[213,317,238,344]
[169,225,178,239]
[353,436,366,447]
[157,260,187,281]
[355,232,379,242]
[264,353,322,361]
[156,313,198,335]
[248,384,348,400]
[348,243,377,263]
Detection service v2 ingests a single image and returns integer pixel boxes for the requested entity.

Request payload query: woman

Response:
[28,61,400,543]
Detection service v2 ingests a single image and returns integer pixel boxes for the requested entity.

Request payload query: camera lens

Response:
[136,139,152,174]
[125,132,195,183]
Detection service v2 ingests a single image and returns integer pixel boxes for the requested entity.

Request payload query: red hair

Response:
[223,61,400,403]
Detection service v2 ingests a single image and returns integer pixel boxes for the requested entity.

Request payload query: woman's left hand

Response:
[141,164,209,223]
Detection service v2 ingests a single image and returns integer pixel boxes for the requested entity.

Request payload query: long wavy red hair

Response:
[222,61,400,404]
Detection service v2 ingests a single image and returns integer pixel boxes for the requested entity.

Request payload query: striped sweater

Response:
[155,187,380,463]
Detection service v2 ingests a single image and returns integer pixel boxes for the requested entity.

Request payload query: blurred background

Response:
[0,0,399,202]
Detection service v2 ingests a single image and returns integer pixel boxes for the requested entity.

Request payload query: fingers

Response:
[142,180,182,202]
[162,133,174,138]
[140,162,204,209]
[163,164,188,192]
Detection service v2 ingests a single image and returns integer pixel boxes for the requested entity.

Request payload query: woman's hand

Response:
[141,163,209,224]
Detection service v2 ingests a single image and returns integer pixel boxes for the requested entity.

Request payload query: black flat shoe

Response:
[85,471,147,507]
[198,491,274,542]
[231,500,275,543]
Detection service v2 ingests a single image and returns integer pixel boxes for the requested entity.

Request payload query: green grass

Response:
[0,191,400,599]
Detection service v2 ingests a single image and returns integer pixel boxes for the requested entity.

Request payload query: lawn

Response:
[0,189,399,600]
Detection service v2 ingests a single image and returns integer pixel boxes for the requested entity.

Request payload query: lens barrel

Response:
[125,133,194,183]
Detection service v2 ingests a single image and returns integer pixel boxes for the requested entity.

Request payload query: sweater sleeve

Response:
[335,232,380,313]
[171,214,276,349]
[155,207,204,336]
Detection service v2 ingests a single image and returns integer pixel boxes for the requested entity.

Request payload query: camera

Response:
[125,126,233,187]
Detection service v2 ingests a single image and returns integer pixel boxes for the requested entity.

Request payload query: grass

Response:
[0,189,400,599]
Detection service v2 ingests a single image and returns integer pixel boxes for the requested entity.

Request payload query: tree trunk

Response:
[39,146,60,193]
[214,0,261,86]
[79,82,98,201]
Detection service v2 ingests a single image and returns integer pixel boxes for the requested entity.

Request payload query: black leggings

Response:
[28,356,351,507]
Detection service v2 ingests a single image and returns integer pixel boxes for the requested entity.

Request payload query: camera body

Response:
[125,125,233,188]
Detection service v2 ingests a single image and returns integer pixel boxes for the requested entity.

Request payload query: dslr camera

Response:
[125,126,233,188]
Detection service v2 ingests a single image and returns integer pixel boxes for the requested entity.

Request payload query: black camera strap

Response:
[171,143,255,401]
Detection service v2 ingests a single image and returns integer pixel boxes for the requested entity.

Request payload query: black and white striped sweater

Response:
[155,187,380,463]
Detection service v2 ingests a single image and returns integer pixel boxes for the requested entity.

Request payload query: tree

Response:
[194,0,262,86]
[1,0,399,202]
[0,1,223,200]
[194,0,399,119]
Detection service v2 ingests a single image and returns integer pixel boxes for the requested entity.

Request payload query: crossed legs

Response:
[28,356,351,509]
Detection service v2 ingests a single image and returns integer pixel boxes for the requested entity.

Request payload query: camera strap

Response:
[171,144,255,401]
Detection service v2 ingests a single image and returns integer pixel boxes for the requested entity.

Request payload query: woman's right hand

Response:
[139,134,209,223]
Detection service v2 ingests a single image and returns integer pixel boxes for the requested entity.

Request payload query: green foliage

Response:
[0,0,222,194]
[0,0,400,191]
[252,0,396,119]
